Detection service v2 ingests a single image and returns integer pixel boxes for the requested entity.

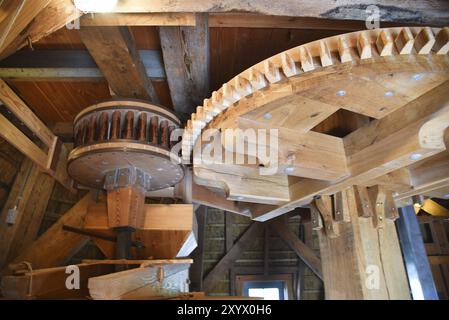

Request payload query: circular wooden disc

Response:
[67,141,184,191]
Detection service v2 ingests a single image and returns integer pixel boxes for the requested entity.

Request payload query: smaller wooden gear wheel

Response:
[67,99,184,192]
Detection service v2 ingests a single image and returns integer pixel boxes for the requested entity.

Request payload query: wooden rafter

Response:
[79,26,159,102]
[269,219,323,280]
[159,14,209,121]
[0,0,82,60]
[202,222,264,293]
[0,79,73,190]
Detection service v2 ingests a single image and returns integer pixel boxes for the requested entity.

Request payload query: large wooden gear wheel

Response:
[182,26,449,220]
[68,99,184,191]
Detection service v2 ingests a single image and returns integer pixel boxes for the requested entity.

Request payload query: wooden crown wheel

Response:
[182,26,449,221]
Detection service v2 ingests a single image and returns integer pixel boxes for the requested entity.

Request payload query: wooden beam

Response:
[6,193,94,271]
[269,219,323,280]
[0,0,82,60]
[100,1,449,26]
[0,79,73,191]
[252,80,449,221]
[159,14,209,121]
[0,49,166,81]
[0,158,55,269]
[81,13,196,26]
[0,0,50,54]
[189,206,206,292]
[88,259,192,300]
[203,222,264,293]
[1,263,114,299]
[79,26,159,102]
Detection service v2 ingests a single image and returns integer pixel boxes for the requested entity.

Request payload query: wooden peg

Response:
[319,41,333,66]
[415,27,436,54]
[281,52,300,77]
[376,29,394,56]
[248,68,267,90]
[395,27,414,54]
[222,83,240,103]
[298,46,314,72]
[338,36,353,63]
[264,60,282,83]
[233,76,253,97]
[357,32,372,59]
[434,27,449,55]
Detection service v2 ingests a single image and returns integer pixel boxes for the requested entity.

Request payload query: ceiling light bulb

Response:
[336,90,346,97]
[74,0,118,12]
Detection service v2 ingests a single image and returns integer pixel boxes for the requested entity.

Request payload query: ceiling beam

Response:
[79,26,159,102]
[81,12,196,26]
[0,49,166,81]
[102,0,449,26]
[203,222,264,293]
[159,13,209,121]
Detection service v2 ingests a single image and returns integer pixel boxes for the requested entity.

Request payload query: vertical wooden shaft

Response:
[98,112,109,141]
[122,111,134,140]
[150,115,159,144]
[110,110,121,139]
[160,120,169,148]
[136,112,147,142]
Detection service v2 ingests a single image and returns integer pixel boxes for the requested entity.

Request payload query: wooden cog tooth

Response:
[263,60,282,83]
[319,41,333,66]
[357,32,372,59]
[298,46,314,72]
[415,27,436,54]
[434,27,449,54]
[248,68,267,90]
[222,83,240,103]
[211,90,230,112]
[233,76,253,97]
[204,98,220,117]
[376,29,394,56]
[281,52,300,77]
[338,36,353,63]
[395,27,414,54]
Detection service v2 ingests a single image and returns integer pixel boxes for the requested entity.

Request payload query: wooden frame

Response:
[235,274,294,300]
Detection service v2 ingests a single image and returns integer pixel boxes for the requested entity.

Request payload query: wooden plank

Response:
[252,80,449,221]
[203,222,264,293]
[1,263,114,299]
[88,261,191,300]
[159,14,209,121]
[106,1,449,26]
[84,203,194,231]
[0,158,55,269]
[7,193,94,270]
[189,206,206,292]
[0,79,54,147]
[81,13,196,26]
[0,113,48,168]
[0,49,166,81]
[269,219,323,280]
[79,26,159,102]
[0,0,50,54]
[0,0,82,60]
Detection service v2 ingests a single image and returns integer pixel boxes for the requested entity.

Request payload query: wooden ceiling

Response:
[4,26,349,125]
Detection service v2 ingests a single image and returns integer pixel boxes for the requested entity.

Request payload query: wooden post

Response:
[189,206,206,292]
[316,186,411,299]
[0,158,54,269]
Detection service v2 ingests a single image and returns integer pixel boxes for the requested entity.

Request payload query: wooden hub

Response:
[67,99,184,191]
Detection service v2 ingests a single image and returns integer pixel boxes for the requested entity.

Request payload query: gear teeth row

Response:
[182,26,449,162]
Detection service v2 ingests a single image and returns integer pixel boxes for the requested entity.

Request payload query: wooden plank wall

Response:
[202,208,323,299]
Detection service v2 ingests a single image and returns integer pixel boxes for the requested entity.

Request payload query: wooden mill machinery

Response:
[182,26,449,299]
[67,99,184,260]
